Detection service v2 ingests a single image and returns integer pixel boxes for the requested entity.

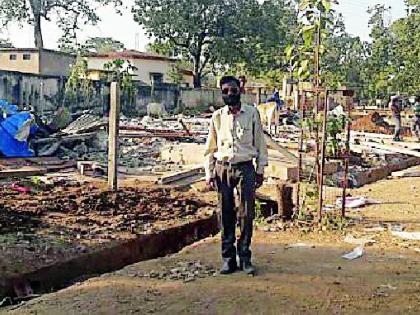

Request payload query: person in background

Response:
[411,96,420,142]
[265,88,284,110]
[390,96,402,141]
[204,75,268,276]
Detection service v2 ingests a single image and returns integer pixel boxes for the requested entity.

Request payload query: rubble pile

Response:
[350,112,410,136]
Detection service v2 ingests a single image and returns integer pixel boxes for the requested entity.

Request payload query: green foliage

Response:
[167,62,184,86]
[326,115,346,157]
[0,38,13,48]
[285,0,335,82]
[103,59,138,106]
[64,57,93,105]
[81,37,125,54]
[133,0,295,87]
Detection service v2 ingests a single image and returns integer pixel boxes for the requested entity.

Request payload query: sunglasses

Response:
[221,87,239,95]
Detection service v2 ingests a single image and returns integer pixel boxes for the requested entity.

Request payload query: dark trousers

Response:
[214,161,256,263]
[393,115,401,139]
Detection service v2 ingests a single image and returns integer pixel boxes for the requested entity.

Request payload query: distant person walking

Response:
[390,96,402,141]
[204,75,268,275]
[412,96,420,142]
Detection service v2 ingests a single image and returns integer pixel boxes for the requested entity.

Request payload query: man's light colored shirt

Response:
[204,104,268,181]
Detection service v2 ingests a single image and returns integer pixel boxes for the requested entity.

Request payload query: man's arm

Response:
[204,113,218,182]
[253,109,268,175]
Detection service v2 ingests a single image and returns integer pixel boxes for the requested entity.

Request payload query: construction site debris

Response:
[391,231,420,241]
[344,235,376,246]
[0,100,38,157]
[127,260,217,282]
[336,196,380,209]
[342,245,364,260]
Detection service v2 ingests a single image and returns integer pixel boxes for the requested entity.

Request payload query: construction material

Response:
[277,183,294,220]
[158,167,204,185]
[342,245,364,260]
[108,82,120,191]
[363,142,420,158]
[391,231,420,241]
[264,133,298,163]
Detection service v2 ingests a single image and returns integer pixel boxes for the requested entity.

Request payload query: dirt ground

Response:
[2,173,419,314]
[0,175,213,279]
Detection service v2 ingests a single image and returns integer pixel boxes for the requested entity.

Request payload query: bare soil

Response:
[3,175,420,314]
[0,177,214,280]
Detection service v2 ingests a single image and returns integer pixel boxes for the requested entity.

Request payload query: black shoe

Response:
[220,260,237,275]
[240,259,256,275]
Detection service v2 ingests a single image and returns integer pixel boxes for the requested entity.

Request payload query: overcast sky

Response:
[1,0,406,50]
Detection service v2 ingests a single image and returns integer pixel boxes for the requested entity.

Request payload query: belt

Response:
[216,160,252,167]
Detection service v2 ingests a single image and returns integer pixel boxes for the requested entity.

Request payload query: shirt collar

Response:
[222,104,245,115]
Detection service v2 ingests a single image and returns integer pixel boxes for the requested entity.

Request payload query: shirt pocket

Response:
[237,126,253,144]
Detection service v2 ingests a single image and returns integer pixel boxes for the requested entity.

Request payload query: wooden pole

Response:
[108,82,120,191]
[341,96,352,217]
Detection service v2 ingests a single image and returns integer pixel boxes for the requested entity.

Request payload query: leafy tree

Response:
[0,0,122,49]
[0,38,13,48]
[133,0,263,88]
[146,41,175,57]
[321,14,369,89]
[388,1,419,95]
[103,59,138,107]
[222,0,298,85]
[64,57,93,107]
[81,37,125,53]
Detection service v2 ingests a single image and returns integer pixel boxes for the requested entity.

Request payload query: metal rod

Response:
[296,89,304,217]
[318,90,329,223]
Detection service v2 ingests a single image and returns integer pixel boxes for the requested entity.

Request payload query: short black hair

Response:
[220,75,240,89]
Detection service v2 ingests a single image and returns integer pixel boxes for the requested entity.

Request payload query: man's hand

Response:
[206,178,216,191]
[256,174,264,188]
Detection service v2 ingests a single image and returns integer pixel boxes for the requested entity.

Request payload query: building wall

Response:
[0,51,40,74]
[39,50,75,77]
[182,74,194,87]
[87,57,194,86]
[0,70,64,113]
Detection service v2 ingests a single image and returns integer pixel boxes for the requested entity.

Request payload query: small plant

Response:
[104,59,138,106]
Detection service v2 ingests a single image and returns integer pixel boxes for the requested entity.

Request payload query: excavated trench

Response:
[0,183,219,303]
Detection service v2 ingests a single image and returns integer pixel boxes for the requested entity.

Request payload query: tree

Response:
[133,0,261,88]
[220,0,298,84]
[0,0,122,49]
[0,38,13,48]
[81,37,125,53]
[388,0,419,95]
[321,14,369,89]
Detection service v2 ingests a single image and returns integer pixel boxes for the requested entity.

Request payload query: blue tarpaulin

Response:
[0,100,38,157]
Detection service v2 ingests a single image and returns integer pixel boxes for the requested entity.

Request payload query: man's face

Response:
[221,81,241,112]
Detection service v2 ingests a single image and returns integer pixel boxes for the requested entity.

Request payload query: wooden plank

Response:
[108,82,121,191]
[264,133,298,163]
[363,142,420,158]
[0,167,46,178]
[158,167,204,185]
[351,131,394,139]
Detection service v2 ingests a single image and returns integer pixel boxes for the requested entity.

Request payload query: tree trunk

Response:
[192,51,202,88]
[29,0,44,48]
[193,73,201,88]
[34,13,44,49]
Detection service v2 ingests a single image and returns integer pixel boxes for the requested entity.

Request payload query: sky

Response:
[1,0,407,51]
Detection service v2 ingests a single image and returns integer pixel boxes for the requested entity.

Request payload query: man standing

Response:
[390,96,402,141]
[204,76,268,275]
